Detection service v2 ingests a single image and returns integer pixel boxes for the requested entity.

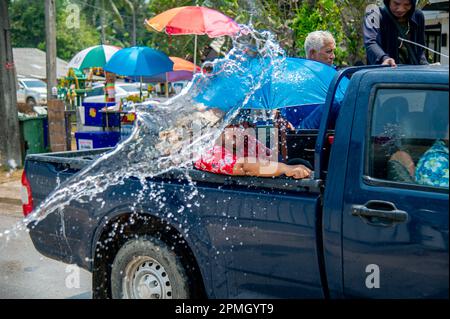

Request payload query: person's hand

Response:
[382,57,397,67]
[285,165,311,179]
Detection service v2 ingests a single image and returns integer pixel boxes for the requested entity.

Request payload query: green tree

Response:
[81,0,132,44]
[9,0,45,49]
[113,0,153,47]
[227,0,298,56]
[291,0,347,65]
[337,0,375,65]
[10,0,100,61]
[56,1,101,61]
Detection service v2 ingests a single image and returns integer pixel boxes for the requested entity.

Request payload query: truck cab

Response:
[322,65,448,298]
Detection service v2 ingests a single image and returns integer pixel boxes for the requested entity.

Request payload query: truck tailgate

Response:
[24,148,111,205]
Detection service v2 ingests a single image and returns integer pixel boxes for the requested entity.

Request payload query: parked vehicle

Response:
[17,78,47,107]
[22,65,449,299]
[83,82,147,105]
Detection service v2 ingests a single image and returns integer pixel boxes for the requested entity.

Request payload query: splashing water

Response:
[1,25,289,241]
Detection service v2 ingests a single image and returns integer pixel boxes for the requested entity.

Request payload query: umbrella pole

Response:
[165,72,169,98]
[140,76,142,101]
[193,34,198,74]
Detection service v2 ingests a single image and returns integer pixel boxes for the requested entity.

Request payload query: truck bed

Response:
[25,147,322,208]
[26,148,112,170]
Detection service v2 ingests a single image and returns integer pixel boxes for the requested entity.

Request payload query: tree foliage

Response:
[9,0,394,66]
[56,1,103,60]
[9,0,46,49]
[291,0,346,64]
[10,0,100,61]
[336,0,376,66]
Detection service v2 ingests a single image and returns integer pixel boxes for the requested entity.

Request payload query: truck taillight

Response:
[328,135,335,145]
[21,171,34,217]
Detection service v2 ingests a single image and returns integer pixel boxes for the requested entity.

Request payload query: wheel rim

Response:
[122,256,173,299]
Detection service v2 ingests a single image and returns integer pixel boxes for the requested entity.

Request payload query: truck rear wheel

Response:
[111,237,189,299]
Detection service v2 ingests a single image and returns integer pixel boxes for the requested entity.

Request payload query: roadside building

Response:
[13,48,68,80]
[423,0,449,65]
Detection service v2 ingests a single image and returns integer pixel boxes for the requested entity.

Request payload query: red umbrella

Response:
[145,6,240,70]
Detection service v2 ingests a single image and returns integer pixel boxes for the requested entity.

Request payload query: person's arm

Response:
[233,158,311,179]
[363,6,394,66]
[390,150,415,177]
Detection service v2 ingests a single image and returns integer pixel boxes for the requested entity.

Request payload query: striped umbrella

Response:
[68,45,122,70]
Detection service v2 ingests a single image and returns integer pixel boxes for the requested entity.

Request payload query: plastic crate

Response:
[82,102,120,127]
[75,131,121,150]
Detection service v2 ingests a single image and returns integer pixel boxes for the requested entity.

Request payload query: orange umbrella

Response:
[130,57,201,97]
[170,56,201,72]
[164,57,200,97]
[129,57,200,80]
[145,6,240,70]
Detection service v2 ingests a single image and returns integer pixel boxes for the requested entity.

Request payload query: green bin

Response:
[18,115,47,160]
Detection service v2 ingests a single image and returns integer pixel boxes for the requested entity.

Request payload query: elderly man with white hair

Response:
[279,31,344,130]
[304,30,336,67]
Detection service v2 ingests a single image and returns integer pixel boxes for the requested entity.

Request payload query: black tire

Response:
[111,236,189,299]
[26,97,36,108]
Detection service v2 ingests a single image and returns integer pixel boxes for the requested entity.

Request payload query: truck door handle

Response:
[352,200,408,223]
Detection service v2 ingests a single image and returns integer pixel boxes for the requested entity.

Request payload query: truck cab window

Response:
[368,88,449,189]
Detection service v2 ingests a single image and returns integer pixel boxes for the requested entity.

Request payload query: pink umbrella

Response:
[145,6,240,69]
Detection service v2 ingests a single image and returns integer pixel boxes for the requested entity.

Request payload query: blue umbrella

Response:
[192,56,267,112]
[104,46,173,76]
[192,57,349,128]
[104,46,174,99]
[247,58,348,109]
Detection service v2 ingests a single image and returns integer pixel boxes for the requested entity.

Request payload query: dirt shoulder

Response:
[0,169,23,184]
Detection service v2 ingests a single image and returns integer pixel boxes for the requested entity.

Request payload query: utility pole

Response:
[45,0,57,102]
[0,0,22,168]
[45,0,67,152]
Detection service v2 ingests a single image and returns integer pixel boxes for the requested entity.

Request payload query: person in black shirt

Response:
[363,0,428,67]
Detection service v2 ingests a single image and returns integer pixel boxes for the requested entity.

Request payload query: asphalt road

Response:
[0,203,92,299]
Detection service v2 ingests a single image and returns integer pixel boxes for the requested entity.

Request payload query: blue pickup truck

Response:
[22,65,448,299]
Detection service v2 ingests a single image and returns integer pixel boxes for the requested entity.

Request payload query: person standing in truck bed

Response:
[363,0,428,67]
